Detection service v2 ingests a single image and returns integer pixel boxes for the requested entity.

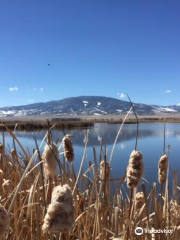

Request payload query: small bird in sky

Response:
[48,63,51,66]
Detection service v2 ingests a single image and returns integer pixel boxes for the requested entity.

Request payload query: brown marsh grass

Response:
[0,120,179,240]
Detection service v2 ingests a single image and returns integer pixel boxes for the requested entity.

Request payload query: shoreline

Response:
[1,114,180,130]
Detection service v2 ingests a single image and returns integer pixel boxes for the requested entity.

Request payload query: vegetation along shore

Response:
[1,114,180,131]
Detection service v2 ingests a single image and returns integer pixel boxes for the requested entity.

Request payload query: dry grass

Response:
[0,123,179,240]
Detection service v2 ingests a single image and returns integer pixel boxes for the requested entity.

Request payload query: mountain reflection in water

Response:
[5,123,180,147]
[1,123,180,187]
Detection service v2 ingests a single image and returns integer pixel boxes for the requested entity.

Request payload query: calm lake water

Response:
[1,123,180,192]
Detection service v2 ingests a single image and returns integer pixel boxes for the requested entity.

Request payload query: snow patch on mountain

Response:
[0,110,16,115]
[153,107,177,112]
[94,107,107,114]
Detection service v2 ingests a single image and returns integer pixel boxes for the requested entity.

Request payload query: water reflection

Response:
[1,123,180,186]
[4,123,180,147]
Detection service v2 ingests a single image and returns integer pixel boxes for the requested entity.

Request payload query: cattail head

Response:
[170,200,180,226]
[100,160,110,180]
[42,142,59,178]
[51,184,73,213]
[126,150,144,188]
[42,184,75,233]
[0,204,8,236]
[62,135,74,162]
[135,192,145,211]
[158,155,168,184]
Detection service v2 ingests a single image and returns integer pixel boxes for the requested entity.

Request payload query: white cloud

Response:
[40,87,44,91]
[120,93,126,99]
[27,99,35,103]
[9,86,18,91]
[165,90,171,93]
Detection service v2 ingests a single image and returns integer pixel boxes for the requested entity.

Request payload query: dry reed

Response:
[0,204,8,236]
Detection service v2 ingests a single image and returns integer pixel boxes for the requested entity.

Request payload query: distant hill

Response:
[0,96,180,117]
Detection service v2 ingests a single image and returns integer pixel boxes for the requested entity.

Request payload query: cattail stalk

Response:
[126,150,144,240]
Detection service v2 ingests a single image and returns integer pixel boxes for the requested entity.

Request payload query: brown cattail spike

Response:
[135,192,145,212]
[62,135,74,162]
[158,154,168,184]
[170,200,180,226]
[100,160,110,180]
[126,150,144,189]
[0,204,8,236]
[42,142,59,178]
[42,184,75,233]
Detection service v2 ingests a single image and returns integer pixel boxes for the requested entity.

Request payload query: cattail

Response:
[42,184,75,233]
[126,150,144,188]
[100,160,110,180]
[135,192,145,212]
[42,142,59,178]
[170,200,180,226]
[0,204,8,236]
[62,135,74,162]
[158,155,168,184]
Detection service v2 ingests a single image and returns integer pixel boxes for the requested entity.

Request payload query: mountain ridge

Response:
[0,96,180,117]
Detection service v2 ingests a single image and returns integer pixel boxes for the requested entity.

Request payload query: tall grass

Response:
[0,123,179,240]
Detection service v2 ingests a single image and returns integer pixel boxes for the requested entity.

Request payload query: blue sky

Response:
[0,0,180,107]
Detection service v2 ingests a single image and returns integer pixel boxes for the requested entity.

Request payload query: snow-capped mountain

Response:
[0,96,180,117]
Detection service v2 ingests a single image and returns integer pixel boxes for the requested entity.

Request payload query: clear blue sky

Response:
[0,0,180,107]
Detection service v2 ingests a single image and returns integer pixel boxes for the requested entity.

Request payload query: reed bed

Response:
[0,124,179,240]
[0,121,94,131]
